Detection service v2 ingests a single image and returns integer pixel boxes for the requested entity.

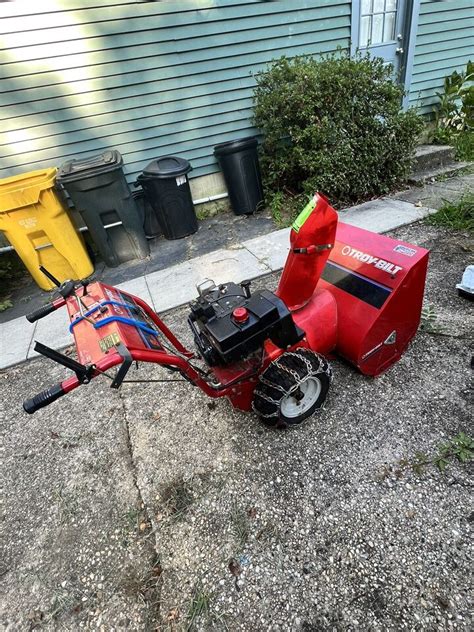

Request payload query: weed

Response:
[230,504,250,550]
[187,585,210,631]
[121,559,161,611]
[195,198,229,221]
[256,520,280,544]
[419,304,444,335]
[432,61,473,160]
[0,297,12,312]
[48,593,77,622]
[390,432,474,478]
[453,131,474,161]
[425,192,474,232]
[267,190,309,228]
[124,506,141,529]
[434,65,472,132]
[53,486,78,524]
[122,504,152,541]
[160,477,194,520]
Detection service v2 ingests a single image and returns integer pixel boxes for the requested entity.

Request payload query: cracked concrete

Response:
[1,361,162,630]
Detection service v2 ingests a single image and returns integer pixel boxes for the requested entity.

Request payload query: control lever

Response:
[241,279,252,298]
[39,265,61,287]
[39,265,91,298]
[34,341,95,384]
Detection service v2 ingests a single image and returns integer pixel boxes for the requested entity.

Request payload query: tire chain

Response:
[252,348,332,420]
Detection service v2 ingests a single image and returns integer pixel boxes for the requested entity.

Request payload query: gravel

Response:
[1,221,473,630]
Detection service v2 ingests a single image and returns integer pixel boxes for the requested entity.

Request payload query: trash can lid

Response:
[57,150,123,182]
[214,136,258,157]
[142,156,192,179]
[0,168,57,212]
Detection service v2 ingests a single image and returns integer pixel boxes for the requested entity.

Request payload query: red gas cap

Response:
[232,307,249,323]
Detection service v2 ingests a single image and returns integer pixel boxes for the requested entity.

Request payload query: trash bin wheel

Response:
[252,349,332,428]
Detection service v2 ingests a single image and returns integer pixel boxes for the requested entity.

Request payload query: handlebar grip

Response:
[23,383,65,414]
[26,303,56,323]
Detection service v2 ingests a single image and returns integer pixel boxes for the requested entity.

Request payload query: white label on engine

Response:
[341,245,403,276]
[394,244,417,257]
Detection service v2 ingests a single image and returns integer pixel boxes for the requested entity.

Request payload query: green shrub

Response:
[434,61,473,135]
[253,53,423,209]
[433,61,474,161]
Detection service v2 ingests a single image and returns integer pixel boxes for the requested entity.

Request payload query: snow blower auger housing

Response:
[23,193,429,428]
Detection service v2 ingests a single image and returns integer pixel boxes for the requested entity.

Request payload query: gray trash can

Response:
[57,150,149,267]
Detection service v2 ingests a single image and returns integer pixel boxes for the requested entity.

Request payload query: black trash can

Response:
[57,150,149,267]
[137,156,197,240]
[214,137,264,215]
[132,189,161,239]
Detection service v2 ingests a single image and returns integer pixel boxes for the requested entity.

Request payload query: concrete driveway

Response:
[1,222,472,631]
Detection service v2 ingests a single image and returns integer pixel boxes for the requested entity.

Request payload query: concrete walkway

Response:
[0,196,442,370]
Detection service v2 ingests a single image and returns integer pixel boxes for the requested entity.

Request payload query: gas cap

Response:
[232,307,249,323]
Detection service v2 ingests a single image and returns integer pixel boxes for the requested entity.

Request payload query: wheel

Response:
[252,349,332,428]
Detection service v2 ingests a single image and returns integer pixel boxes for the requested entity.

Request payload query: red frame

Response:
[57,282,278,411]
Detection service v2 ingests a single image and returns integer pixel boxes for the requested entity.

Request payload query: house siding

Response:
[407,0,474,116]
[0,0,351,184]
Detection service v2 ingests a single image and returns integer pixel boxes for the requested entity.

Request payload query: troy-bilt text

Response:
[341,245,403,276]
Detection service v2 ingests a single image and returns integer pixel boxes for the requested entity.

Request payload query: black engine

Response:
[188,280,304,366]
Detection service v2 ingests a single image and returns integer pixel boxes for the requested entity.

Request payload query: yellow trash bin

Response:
[0,168,93,290]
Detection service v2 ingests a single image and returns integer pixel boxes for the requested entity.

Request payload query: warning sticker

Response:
[99,332,121,353]
[394,244,417,257]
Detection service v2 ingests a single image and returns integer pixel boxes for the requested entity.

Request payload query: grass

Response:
[186,585,211,631]
[53,486,78,524]
[426,192,474,232]
[195,198,229,221]
[160,476,195,521]
[452,130,474,162]
[230,504,250,550]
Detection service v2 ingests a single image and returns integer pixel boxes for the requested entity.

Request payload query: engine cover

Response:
[189,282,304,366]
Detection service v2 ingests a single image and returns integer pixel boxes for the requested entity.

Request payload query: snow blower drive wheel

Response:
[252,349,332,428]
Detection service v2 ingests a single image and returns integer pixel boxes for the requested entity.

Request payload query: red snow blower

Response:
[23,194,429,427]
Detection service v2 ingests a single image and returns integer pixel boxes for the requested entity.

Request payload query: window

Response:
[359,0,398,47]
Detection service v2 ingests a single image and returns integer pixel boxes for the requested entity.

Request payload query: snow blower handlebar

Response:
[22,341,258,414]
[22,268,257,414]
[23,382,67,414]
[26,297,66,323]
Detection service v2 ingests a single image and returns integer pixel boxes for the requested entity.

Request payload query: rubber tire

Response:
[252,349,332,428]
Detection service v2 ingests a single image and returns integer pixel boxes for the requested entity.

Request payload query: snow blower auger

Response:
[23,193,429,428]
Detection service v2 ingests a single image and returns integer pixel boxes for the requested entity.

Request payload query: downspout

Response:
[401,0,421,110]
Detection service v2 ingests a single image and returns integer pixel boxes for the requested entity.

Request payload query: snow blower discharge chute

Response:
[23,194,429,428]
